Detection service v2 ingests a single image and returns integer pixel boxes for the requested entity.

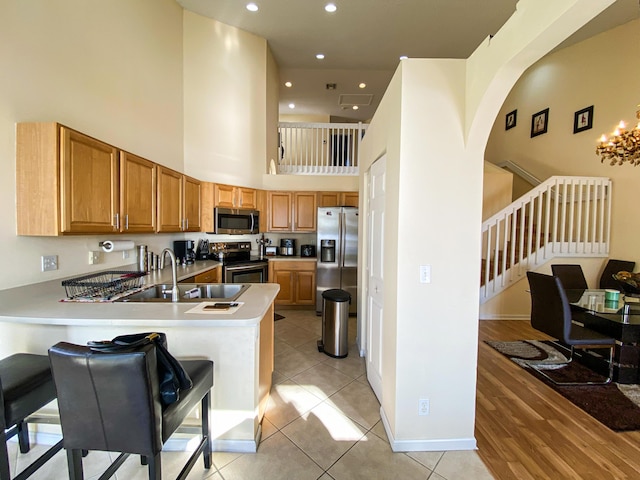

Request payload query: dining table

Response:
[568,288,640,383]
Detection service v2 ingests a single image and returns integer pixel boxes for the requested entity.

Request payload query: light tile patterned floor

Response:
[7,309,493,480]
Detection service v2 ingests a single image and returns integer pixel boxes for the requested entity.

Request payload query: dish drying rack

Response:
[62,271,145,300]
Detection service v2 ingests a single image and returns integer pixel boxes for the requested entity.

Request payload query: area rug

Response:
[274,313,285,321]
[485,340,640,432]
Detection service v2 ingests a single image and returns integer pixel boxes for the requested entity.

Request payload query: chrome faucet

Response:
[159,248,179,302]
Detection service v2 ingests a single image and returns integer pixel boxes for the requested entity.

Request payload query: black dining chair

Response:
[0,354,62,480]
[526,271,615,385]
[550,264,589,290]
[48,341,213,480]
[599,259,636,290]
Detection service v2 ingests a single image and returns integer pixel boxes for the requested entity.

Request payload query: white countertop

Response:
[0,261,279,327]
[266,256,317,262]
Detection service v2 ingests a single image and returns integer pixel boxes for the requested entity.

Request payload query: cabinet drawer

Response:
[271,260,316,272]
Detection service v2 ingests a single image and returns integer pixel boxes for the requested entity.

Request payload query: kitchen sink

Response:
[115,283,249,303]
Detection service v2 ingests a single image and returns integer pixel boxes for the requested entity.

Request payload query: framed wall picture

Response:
[505,109,517,130]
[531,108,549,138]
[573,105,594,134]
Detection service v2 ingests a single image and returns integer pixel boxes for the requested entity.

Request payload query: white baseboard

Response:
[479,314,529,321]
[379,407,477,452]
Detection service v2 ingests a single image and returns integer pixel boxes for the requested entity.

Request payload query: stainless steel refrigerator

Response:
[316,207,358,315]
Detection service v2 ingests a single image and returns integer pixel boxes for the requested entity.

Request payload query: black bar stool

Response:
[48,341,213,480]
[0,354,62,480]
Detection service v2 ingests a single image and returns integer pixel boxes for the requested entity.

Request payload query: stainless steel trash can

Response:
[317,289,351,358]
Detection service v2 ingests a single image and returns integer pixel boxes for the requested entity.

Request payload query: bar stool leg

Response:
[0,429,10,480]
[147,452,161,480]
[66,449,84,480]
[16,422,30,454]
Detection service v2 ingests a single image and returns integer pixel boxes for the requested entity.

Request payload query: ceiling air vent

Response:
[326,83,337,90]
[338,94,373,107]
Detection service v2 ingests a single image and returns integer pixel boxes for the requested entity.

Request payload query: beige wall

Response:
[0,0,185,289]
[358,0,614,450]
[482,162,513,220]
[183,11,268,188]
[482,16,640,319]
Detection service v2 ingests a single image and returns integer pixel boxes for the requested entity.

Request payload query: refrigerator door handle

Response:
[339,211,345,268]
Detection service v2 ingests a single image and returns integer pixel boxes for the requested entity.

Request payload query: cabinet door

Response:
[318,192,340,207]
[60,127,119,233]
[194,266,220,283]
[156,166,183,232]
[183,175,201,232]
[268,192,292,231]
[214,184,236,208]
[273,270,294,304]
[120,152,156,233]
[341,192,359,207]
[237,187,257,209]
[294,192,317,231]
[295,270,316,305]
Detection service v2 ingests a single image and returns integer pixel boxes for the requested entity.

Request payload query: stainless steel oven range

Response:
[208,241,268,283]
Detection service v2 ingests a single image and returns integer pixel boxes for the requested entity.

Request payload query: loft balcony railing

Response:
[480,176,612,303]
[277,122,367,175]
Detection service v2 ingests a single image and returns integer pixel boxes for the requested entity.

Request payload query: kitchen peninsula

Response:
[0,261,279,452]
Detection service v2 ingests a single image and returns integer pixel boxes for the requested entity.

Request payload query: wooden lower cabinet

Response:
[269,260,316,306]
[193,266,221,283]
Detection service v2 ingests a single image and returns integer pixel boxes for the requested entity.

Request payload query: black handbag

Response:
[87,332,193,406]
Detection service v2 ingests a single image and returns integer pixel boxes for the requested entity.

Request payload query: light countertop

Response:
[266,256,317,262]
[0,261,279,327]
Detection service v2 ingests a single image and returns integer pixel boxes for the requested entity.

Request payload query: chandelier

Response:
[596,105,640,166]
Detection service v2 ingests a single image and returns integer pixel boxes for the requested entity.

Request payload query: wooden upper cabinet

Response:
[183,175,201,232]
[120,151,156,233]
[318,191,359,208]
[267,191,293,231]
[214,183,257,209]
[16,122,120,235]
[156,166,183,233]
[341,192,359,207]
[267,191,317,232]
[293,192,317,231]
[157,168,201,233]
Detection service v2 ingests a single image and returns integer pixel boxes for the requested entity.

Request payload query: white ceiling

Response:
[177,0,639,122]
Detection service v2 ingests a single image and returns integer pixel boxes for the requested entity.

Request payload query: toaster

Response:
[301,245,316,257]
[265,246,278,256]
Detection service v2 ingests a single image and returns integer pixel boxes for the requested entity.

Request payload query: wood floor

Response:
[476,320,640,480]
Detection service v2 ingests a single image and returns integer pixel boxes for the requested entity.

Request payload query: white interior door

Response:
[366,155,386,402]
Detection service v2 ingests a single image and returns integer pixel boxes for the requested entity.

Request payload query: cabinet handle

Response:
[125,214,129,230]
[114,213,120,230]
[185,218,189,230]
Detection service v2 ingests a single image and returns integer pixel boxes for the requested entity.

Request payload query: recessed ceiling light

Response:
[285,81,292,88]
[399,55,408,60]
[358,83,366,89]
[288,103,295,109]
[325,3,337,13]
[246,3,259,12]
[352,106,359,110]
[316,53,325,60]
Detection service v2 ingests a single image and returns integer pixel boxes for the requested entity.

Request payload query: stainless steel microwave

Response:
[212,208,259,234]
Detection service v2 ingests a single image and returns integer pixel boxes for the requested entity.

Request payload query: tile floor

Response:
[7,309,493,480]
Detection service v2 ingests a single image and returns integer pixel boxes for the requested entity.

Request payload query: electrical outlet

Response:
[418,398,430,416]
[88,251,101,265]
[419,265,431,284]
[41,255,58,272]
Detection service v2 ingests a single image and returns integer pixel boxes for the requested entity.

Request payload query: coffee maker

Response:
[173,240,196,264]
[280,238,296,256]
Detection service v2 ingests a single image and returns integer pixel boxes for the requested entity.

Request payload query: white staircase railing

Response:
[480,176,612,303]
[277,122,367,175]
